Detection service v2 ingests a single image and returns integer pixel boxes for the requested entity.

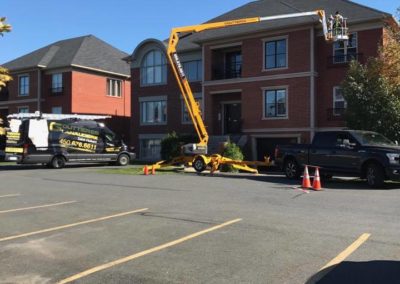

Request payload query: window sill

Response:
[140,82,168,88]
[140,122,168,126]
[262,116,288,120]
[262,67,288,72]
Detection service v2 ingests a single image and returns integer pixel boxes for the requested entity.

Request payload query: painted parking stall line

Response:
[0,200,77,214]
[0,194,21,199]
[57,218,242,284]
[308,233,371,283]
[0,208,149,242]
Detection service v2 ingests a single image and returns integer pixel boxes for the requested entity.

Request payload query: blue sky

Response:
[1,0,398,64]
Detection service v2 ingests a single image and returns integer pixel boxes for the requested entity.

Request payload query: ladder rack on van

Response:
[7,112,111,121]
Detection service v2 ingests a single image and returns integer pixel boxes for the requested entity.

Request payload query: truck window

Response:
[312,132,338,147]
[335,133,358,148]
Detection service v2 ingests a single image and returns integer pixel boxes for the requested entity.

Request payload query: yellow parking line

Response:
[0,208,148,242]
[0,200,77,214]
[58,218,242,284]
[0,194,21,198]
[308,233,371,283]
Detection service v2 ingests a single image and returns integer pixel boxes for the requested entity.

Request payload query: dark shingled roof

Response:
[177,0,392,51]
[3,35,130,76]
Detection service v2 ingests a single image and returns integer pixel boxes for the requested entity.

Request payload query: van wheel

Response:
[283,158,300,179]
[193,157,206,173]
[117,154,130,166]
[51,156,65,169]
[366,163,385,188]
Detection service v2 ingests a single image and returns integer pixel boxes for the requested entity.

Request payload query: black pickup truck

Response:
[275,130,400,188]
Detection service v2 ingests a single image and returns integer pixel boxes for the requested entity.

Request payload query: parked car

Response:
[275,130,400,188]
[4,113,135,168]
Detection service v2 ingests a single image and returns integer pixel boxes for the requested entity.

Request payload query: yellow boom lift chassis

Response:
[148,10,348,174]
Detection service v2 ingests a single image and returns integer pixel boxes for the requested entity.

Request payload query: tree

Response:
[0,17,12,90]
[341,11,400,141]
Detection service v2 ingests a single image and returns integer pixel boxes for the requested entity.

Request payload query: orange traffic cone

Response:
[143,165,149,175]
[151,166,156,175]
[312,167,322,191]
[302,166,312,188]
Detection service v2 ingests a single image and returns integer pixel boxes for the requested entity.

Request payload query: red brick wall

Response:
[71,70,131,117]
[42,72,72,113]
[316,28,383,128]
[130,65,202,152]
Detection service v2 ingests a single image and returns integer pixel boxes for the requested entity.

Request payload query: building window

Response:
[18,106,29,113]
[140,100,167,124]
[140,138,162,160]
[333,87,347,115]
[107,79,122,97]
[182,94,203,124]
[265,39,287,69]
[19,76,29,96]
[183,60,202,82]
[264,89,287,118]
[141,50,167,85]
[333,33,357,63]
[51,73,63,94]
[52,106,62,114]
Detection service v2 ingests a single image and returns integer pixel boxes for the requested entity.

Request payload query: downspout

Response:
[310,27,315,141]
[37,66,45,112]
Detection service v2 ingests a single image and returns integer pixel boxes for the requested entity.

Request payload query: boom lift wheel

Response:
[193,156,207,173]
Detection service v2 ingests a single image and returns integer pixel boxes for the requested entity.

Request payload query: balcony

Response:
[50,87,64,95]
[211,48,242,80]
[327,53,363,67]
[212,64,242,80]
[0,87,9,101]
[327,108,346,121]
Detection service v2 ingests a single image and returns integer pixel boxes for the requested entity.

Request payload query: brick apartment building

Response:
[127,0,397,161]
[1,35,131,141]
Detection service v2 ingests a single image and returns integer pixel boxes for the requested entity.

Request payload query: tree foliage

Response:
[341,13,400,141]
[0,17,12,89]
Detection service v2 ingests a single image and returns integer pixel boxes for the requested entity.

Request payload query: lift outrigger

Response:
[149,10,348,174]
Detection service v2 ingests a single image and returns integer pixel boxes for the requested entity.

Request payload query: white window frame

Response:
[17,106,29,113]
[262,35,289,72]
[139,96,168,125]
[262,86,289,120]
[18,75,29,97]
[333,32,358,64]
[141,50,167,86]
[333,86,347,116]
[107,78,122,97]
[181,93,203,124]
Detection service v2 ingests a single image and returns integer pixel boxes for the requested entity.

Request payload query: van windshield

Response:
[352,132,396,147]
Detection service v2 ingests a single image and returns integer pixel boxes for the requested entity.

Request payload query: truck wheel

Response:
[117,154,130,166]
[51,156,65,169]
[366,163,385,188]
[284,159,300,179]
[193,157,206,173]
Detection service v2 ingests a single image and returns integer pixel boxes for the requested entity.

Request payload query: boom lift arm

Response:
[150,10,348,173]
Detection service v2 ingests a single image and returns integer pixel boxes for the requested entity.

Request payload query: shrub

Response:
[160,132,197,160]
[220,142,244,173]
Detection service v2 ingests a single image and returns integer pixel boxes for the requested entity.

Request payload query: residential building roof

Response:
[3,35,130,76]
[177,0,393,51]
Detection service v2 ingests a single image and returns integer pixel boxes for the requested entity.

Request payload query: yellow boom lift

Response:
[150,10,348,174]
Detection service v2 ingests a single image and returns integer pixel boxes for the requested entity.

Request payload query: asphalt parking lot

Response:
[0,164,399,284]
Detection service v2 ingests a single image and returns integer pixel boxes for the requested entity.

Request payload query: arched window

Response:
[141,50,167,85]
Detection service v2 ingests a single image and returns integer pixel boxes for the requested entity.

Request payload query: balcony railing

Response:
[50,87,64,95]
[327,108,346,121]
[212,65,242,80]
[327,53,363,67]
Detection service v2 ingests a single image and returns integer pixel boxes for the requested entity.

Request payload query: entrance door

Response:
[224,103,241,134]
